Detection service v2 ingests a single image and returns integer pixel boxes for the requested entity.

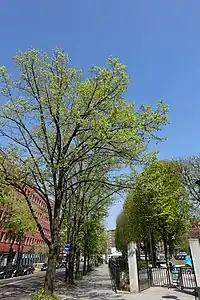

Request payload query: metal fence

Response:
[137,260,150,291]
[150,267,196,290]
[108,257,129,293]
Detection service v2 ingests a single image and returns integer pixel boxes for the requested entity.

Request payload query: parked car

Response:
[1,265,23,279]
[23,265,35,275]
[0,264,34,279]
[0,267,6,279]
[41,263,48,271]
[59,262,66,268]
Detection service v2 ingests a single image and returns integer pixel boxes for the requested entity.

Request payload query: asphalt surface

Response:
[0,269,65,300]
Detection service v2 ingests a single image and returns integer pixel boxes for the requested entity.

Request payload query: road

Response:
[0,269,65,300]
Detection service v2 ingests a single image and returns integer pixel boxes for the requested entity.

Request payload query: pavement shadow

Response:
[56,270,126,300]
[162,296,179,299]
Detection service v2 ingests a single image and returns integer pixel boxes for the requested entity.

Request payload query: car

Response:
[23,265,35,275]
[0,267,6,279]
[41,263,48,271]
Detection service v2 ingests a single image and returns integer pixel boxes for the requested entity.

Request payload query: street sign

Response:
[64,243,70,253]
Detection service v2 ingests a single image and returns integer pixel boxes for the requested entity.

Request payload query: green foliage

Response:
[0,49,169,292]
[0,183,35,242]
[31,289,61,300]
[181,156,200,209]
[123,160,190,252]
[115,211,131,252]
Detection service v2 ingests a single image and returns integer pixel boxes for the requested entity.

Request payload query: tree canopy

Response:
[0,49,168,293]
[117,160,190,262]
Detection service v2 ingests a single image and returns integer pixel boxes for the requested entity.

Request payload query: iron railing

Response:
[108,257,129,293]
[150,266,196,290]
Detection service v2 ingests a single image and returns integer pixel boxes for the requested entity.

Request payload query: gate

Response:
[150,266,197,291]
[137,259,150,291]
[108,259,120,293]
[108,257,129,293]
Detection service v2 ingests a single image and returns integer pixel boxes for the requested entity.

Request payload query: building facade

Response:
[107,230,116,249]
[0,187,50,265]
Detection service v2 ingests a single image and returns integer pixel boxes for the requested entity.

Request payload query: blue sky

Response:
[0,0,200,229]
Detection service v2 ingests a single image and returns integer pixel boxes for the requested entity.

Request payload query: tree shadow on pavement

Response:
[56,270,127,300]
[162,296,179,299]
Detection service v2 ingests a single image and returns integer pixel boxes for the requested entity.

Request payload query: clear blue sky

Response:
[1,0,200,229]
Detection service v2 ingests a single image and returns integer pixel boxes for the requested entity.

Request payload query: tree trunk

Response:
[65,243,75,284]
[75,249,80,278]
[65,253,69,282]
[83,250,87,275]
[163,238,168,266]
[44,245,57,294]
[16,241,22,266]
[137,242,141,260]
[68,253,75,284]
[86,255,90,272]
[151,234,157,268]
[7,238,15,266]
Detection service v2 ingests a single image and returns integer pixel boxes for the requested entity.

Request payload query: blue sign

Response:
[64,244,70,253]
[184,255,192,267]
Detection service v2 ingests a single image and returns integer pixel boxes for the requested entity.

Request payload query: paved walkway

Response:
[57,264,195,300]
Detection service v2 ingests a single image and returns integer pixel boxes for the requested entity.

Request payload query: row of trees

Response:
[0,49,168,295]
[116,160,193,265]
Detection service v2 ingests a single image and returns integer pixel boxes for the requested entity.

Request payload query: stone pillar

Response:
[127,242,139,294]
[189,239,200,286]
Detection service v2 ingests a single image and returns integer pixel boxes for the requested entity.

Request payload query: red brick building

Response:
[0,186,51,262]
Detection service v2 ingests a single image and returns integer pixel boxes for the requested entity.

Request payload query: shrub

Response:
[31,289,61,300]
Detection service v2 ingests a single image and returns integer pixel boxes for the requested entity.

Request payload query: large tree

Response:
[0,49,168,294]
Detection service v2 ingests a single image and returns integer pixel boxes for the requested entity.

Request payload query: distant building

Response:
[107,230,116,254]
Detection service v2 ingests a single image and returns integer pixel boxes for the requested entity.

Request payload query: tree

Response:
[0,184,36,264]
[0,49,168,294]
[123,160,190,265]
[181,156,200,205]
[115,211,131,256]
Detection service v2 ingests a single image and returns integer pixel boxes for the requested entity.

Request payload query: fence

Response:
[150,267,197,290]
[137,260,150,291]
[108,257,129,293]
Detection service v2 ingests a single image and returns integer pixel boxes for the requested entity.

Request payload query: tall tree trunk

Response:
[44,244,57,294]
[75,249,80,278]
[66,243,75,284]
[137,242,141,260]
[163,238,168,266]
[7,237,15,266]
[151,234,157,268]
[65,253,69,282]
[83,250,87,275]
[16,241,22,266]
[86,254,90,272]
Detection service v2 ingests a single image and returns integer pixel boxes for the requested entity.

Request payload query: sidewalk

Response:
[57,264,195,300]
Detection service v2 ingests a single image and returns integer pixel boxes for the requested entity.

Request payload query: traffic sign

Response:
[64,243,70,253]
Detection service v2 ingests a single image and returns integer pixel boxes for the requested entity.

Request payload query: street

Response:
[0,269,65,300]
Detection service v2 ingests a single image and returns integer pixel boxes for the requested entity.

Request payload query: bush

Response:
[31,289,61,300]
